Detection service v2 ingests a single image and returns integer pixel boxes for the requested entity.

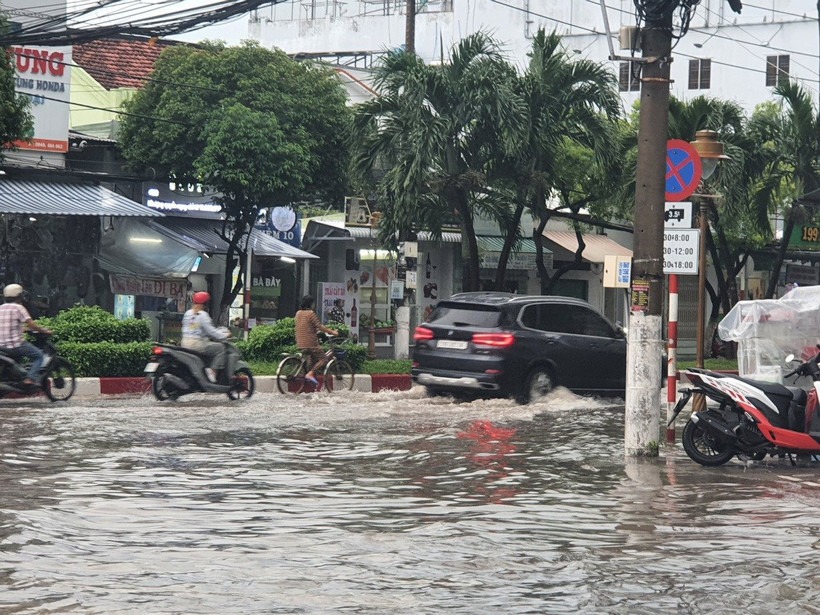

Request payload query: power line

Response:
[10,48,226,94]
[0,0,286,46]
[20,91,192,126]
[584,0,819,61]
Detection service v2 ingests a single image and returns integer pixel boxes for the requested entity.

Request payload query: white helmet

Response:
[3,284,23,299]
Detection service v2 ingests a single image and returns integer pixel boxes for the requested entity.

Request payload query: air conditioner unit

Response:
[619,26,640,52]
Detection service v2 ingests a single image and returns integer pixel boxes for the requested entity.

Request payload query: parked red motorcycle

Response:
[670,347,820,466]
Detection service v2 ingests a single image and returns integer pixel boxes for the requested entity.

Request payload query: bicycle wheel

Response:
[324,359,355,392]
[277,356,306,394]
[44,358,76,402]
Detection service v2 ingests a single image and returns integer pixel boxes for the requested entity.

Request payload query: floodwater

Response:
[2,387,820,614]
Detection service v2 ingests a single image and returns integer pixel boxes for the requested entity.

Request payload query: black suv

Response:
[412,292,628,404]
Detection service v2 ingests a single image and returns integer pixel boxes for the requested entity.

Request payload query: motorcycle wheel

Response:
[43,358,76,402]
[227,367,255,400]
[152,364,180,401]
[682,418,736,466]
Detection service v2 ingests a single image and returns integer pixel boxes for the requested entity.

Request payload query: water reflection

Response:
[2,387,820,613]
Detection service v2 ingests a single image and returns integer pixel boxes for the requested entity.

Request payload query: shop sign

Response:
[143,181,222,217]
[785,264,819,286]
[109,274,187,301]
[790,223,820,251]
[480,252,537,270]
[12,46,71,153]
[256,217,302,248]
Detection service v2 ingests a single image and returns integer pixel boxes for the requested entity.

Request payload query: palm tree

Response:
[350,33,526,291]
[748,81,820,298]
[490,30,622,292]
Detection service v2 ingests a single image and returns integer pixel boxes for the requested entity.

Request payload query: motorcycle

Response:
[670,347,820,466]
[144,340,255,401]
[0,333,76,401]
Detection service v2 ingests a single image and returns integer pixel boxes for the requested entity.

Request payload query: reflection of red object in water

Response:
[457,420,517,441]
[458,420,518,503]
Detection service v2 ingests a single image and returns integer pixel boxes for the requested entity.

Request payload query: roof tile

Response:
[73,38,172,90]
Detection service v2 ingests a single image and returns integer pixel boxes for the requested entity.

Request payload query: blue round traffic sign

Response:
[666,139,702,202]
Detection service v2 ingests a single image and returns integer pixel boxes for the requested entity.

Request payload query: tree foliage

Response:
[0,16,34,156]
[351,33,526,291]
[119,42,350,316]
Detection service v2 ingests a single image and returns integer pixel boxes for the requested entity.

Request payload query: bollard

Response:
[394,305,410,359]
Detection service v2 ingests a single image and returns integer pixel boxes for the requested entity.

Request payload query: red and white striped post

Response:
[666,273,678,443]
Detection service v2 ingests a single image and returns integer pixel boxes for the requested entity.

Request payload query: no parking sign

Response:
[666,139,702,202]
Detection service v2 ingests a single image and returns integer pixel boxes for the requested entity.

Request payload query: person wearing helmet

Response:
[181,291,230,382]
[0,283,53,386]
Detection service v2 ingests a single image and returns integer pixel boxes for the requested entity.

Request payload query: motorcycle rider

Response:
[0,283,53,386]
[295,294,338,386]
[181,291,230,383]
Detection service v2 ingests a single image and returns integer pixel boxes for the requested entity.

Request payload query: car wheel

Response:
[517,366,554,405]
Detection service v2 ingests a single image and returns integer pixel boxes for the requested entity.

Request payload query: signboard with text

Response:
[663,229,699,275]
[109,275,187,301]
[13,46,71,153]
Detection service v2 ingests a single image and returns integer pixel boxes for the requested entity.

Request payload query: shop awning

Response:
[477,236,543,254]
[0,178,161,217]
[542,231,632,263]
[152,217,317,259]
[318,223,462,243]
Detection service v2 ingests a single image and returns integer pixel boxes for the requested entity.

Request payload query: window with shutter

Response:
[699,59,711,89]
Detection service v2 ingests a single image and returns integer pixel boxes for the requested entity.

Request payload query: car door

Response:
[564,306,627,391]
[516,303,587,390]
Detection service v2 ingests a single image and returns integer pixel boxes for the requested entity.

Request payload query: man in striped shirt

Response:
[0,284,53,386]
[295,295,338,386]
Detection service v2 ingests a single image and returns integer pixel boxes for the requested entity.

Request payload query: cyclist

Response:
[295,295,338,386]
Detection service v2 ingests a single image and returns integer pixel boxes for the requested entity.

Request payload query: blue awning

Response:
[0,178,161,217]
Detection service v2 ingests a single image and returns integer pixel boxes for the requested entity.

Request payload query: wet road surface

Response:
[2,387,820,613]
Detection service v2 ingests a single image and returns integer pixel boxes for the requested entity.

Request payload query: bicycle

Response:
[276,336,355,394]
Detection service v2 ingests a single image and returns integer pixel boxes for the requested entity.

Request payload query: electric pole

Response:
[624,7,673,456]
[405,0,415,54]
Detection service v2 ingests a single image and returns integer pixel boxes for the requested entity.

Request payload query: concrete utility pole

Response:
[624,8,673,456]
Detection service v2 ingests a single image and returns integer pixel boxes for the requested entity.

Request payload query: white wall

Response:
[251,0,819,115]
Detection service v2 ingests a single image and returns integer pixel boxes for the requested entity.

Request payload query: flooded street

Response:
[3,387,820,613]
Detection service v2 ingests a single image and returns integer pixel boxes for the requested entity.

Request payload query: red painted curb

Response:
[100,377,151,395]
[370,374,412,393]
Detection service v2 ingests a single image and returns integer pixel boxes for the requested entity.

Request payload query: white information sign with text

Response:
[663,229,699,275]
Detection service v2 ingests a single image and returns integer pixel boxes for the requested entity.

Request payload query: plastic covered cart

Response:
[718,285,820,384]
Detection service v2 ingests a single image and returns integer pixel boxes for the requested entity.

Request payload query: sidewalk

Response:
[79,374,414,397]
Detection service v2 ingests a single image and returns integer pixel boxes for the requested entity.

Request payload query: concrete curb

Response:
[79,374,413,397]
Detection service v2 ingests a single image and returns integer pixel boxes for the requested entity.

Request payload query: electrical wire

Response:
[585,0,818,60]
[19,91,193,126]
[10,48,226,94]
[0,0,287,46]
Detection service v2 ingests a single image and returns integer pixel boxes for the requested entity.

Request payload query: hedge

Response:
[35,306,367,377]
[58,341,154,377]
[39,305,150,343]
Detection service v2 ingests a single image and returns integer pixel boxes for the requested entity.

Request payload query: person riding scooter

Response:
[181,291,230,383]
[0,283,53,387]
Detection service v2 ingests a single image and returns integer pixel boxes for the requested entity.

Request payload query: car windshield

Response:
[427,303,502,328]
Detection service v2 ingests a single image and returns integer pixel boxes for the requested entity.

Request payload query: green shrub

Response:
[57,341,153,377]
[360,359,412,374]
[39,305,150,344]
[244,319,351,362]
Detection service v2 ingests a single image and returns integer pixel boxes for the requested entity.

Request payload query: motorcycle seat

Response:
[735,376,794,399]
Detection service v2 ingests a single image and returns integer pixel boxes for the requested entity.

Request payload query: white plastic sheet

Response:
[718,285,820,383]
